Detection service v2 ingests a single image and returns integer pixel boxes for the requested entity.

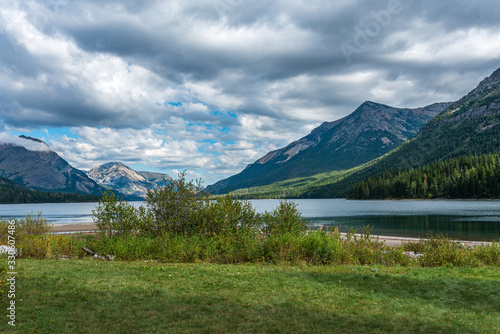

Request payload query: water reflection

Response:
[308,215,500,241]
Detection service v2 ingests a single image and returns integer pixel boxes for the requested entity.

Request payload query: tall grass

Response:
[11,229,500,268]
[402,234,500,267]
[0,211,52,243]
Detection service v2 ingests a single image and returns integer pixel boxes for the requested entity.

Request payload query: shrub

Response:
[144,172,208,236]
[93,174,262,238]
[417,235,478,267]
[401,239,426,254]
[93,191,144,237]
[197,194,262,236]
[263,200,307,236]
[1,212,52,244]
[0,264,7,307]
[19,235,87,259]
[260,232,304,264]
[0,220,7,241]
[301,230,348,265]
[470,241,500,266]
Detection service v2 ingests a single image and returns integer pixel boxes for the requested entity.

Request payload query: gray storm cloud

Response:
[0,0,499,183]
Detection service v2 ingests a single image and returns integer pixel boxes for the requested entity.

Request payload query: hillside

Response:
[308,66,500,197]
[0,136,105,196]
[87,162,172,198]
[208,101,450,194]
[349,153,500,199]
[0,175,100,203]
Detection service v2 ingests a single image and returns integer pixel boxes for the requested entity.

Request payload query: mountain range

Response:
[87,162,171,198]
[2,66,500,202]
[298,66,500,198]
[0,136,170,202]
[208,101,451,194]
[0,136,104,196]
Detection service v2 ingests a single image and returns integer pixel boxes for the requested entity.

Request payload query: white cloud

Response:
[387,27,500,64]
[1,0,500,184]
[0,132,50,151]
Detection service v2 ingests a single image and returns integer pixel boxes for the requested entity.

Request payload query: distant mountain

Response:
[208,101,450,194]
[0,136,105,196]
[309,66,500,197]
[87,162,172,198]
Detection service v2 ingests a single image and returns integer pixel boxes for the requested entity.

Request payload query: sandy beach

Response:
[51,222,97,233]
[50,222,491,247]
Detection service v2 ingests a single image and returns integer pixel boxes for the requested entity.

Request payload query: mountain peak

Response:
[87,162,171,198]
[475,67,500,91]
[0,141,103,195]
[101,161,128,169]
[0,135,51,152]
[207,101,450,194]
[356,101,381,110]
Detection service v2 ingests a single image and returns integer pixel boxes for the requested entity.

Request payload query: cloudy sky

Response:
[1,0,499,185]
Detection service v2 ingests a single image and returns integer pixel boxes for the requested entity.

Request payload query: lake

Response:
[0,199,499,241]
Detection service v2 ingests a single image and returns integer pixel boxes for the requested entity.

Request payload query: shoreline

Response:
[50,222,492,247]
[51,222,97,233]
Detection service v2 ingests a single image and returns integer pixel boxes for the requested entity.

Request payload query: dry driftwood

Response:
[82,246,115,261]
[82,246,96,256]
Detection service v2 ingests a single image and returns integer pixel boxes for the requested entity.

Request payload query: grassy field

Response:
[2,259,499,333]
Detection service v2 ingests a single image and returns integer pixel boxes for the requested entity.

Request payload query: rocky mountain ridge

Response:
[0,136,105,196]
[87,162,172,198]
[307,66,500,197]
[208,101,451,194]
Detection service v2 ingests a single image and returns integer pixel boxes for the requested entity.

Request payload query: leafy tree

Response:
[143,172,207,235]
[263,200,307,236]
[92,191,144,237]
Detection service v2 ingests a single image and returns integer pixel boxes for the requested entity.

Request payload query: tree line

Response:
[349,152,500,199]
[0,177,101,203]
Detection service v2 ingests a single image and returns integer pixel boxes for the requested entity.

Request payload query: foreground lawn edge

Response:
[1,259,499,334]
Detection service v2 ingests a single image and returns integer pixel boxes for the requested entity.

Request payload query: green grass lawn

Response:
[3,259,499,333]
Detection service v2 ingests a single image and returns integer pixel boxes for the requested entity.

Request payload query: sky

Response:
[1,0,499,185]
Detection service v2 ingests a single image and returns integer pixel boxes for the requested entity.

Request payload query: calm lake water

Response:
[0,199,499,241]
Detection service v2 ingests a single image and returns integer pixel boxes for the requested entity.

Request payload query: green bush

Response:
[301,230,346,265]
[0,264,7,308]
[12,231,500,268]
[92,191,146,237]
[144,172,207,236]
[19,235,87,259]
[197,194,262,236]
[1,212,52,242]
[416,235,478,267]
[260,232,304,264]
[263,200,307,236]
[472,241,500,266]
[93,174,262,238]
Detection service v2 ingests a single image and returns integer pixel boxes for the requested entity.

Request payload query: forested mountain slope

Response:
[307,67,500,198]
[208,101,449,194]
